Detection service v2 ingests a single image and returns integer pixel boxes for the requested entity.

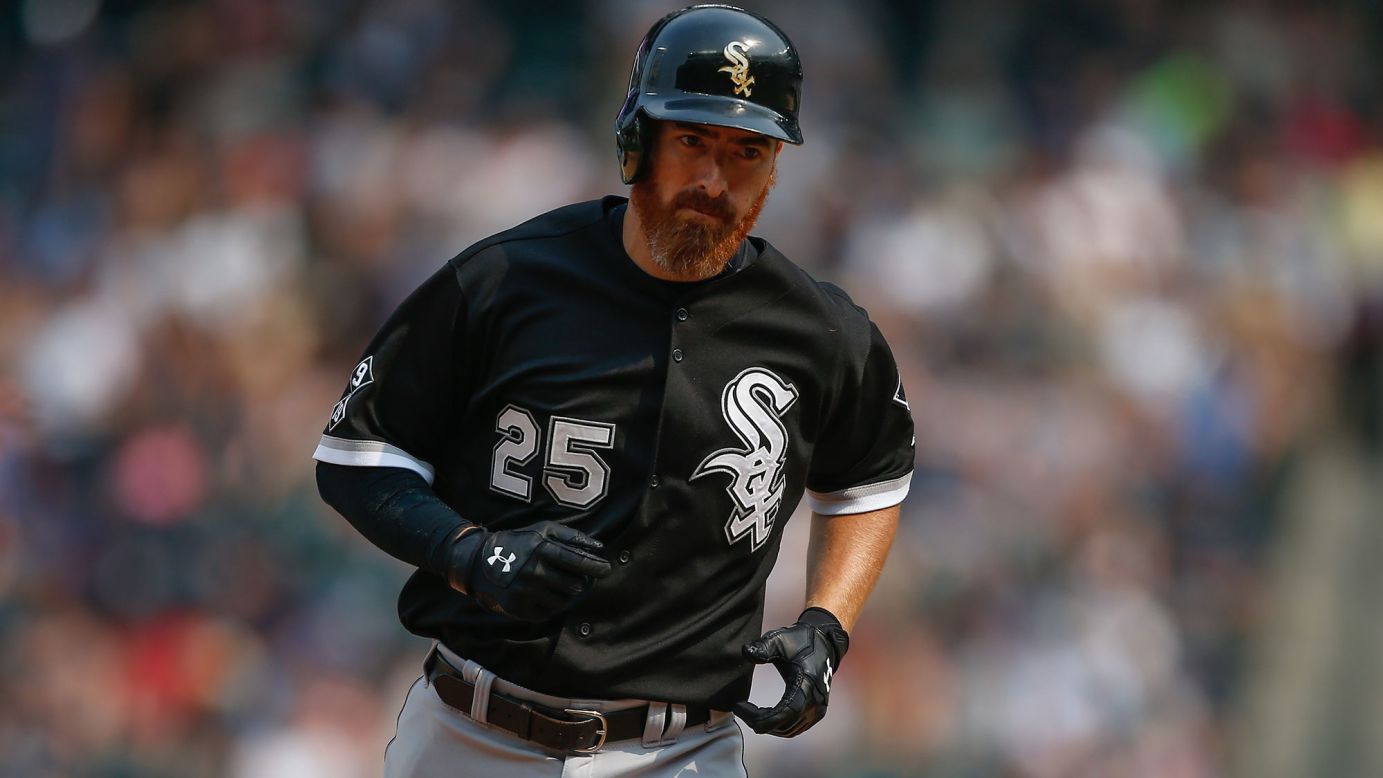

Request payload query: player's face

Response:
[630,120,779,280]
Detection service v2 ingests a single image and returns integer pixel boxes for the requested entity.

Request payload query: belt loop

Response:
[663,704,687,744]
[470,667,496,724]
[640,702,668,747]
[422,645,437,687]
[641,702,688,746]
[706,709,733,732]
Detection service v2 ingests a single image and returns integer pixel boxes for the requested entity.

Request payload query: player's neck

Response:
[621,198,722,283]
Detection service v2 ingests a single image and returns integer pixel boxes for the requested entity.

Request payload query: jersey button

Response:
[650,475,660,488]
[675,308,689,322]
[672,349,684,362]
[618,550,631,564]
[578,622,593,637]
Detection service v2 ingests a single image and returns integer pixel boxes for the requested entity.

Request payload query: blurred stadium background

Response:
[2,0,1382,776]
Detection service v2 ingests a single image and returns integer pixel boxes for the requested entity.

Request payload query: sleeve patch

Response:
[328,356,375,431]
[893,375,910,411]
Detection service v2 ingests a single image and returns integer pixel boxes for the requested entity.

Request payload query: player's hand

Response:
[446,521,613,621]
[731,607,849,738]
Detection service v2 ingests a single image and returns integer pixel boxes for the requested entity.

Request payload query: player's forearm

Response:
[803,506,899,632]
[315,461,468,577]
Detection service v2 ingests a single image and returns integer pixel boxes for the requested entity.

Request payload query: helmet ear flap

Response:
[616,108,646,184]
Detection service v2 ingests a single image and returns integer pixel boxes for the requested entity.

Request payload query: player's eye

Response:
[679,134,703,148]
[740,146,762,160]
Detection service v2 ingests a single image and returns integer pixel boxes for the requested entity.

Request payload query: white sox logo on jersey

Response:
[692,367,799,552]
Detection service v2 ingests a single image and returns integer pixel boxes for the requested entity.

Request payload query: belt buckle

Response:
[564,708,609,754]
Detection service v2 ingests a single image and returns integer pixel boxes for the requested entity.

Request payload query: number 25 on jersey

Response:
[490,404,616,509]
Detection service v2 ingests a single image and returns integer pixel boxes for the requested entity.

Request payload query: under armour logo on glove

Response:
[446,521,613,622]
[823,658,833,692]
[487,547,517,572]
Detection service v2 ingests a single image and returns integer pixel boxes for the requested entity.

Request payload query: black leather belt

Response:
[423,648,712,753]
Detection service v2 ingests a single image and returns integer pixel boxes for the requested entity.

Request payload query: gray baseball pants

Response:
[383,644,748,777]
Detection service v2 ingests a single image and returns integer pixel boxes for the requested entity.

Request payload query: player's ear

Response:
[774,140,784,159]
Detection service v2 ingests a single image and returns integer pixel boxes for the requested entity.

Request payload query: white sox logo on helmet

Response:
[718,40,755,97]
[692,367,799,552]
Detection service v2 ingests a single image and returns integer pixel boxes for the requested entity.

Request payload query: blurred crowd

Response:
[2,1,1381,776]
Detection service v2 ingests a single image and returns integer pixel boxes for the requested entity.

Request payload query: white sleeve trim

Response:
[806,471,912,516]
[312,435,436,485]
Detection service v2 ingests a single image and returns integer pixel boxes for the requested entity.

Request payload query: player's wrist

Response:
[444,523,486,595]
[796,606,849,663]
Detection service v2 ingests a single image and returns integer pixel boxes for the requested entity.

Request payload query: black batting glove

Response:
[446,521,613,622]
[732,607,850,738]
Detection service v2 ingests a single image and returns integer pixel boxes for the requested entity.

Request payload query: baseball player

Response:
[314,5,914,776]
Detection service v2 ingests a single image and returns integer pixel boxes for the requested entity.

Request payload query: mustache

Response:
[673,189,735,220]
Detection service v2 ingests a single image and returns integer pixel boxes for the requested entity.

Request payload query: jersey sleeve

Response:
[312,262,467,484]
[806,320,915,515]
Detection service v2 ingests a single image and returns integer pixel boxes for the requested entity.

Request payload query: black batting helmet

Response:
[615,4,804,184]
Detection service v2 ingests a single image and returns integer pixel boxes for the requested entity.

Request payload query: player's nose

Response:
[691,154,728,199]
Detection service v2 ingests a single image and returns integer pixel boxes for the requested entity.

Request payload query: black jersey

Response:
[314,197,914,709]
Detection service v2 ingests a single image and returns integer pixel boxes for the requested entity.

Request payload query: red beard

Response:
[631,167,775,280]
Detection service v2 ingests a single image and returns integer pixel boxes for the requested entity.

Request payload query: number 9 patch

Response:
[328,356,375,430]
